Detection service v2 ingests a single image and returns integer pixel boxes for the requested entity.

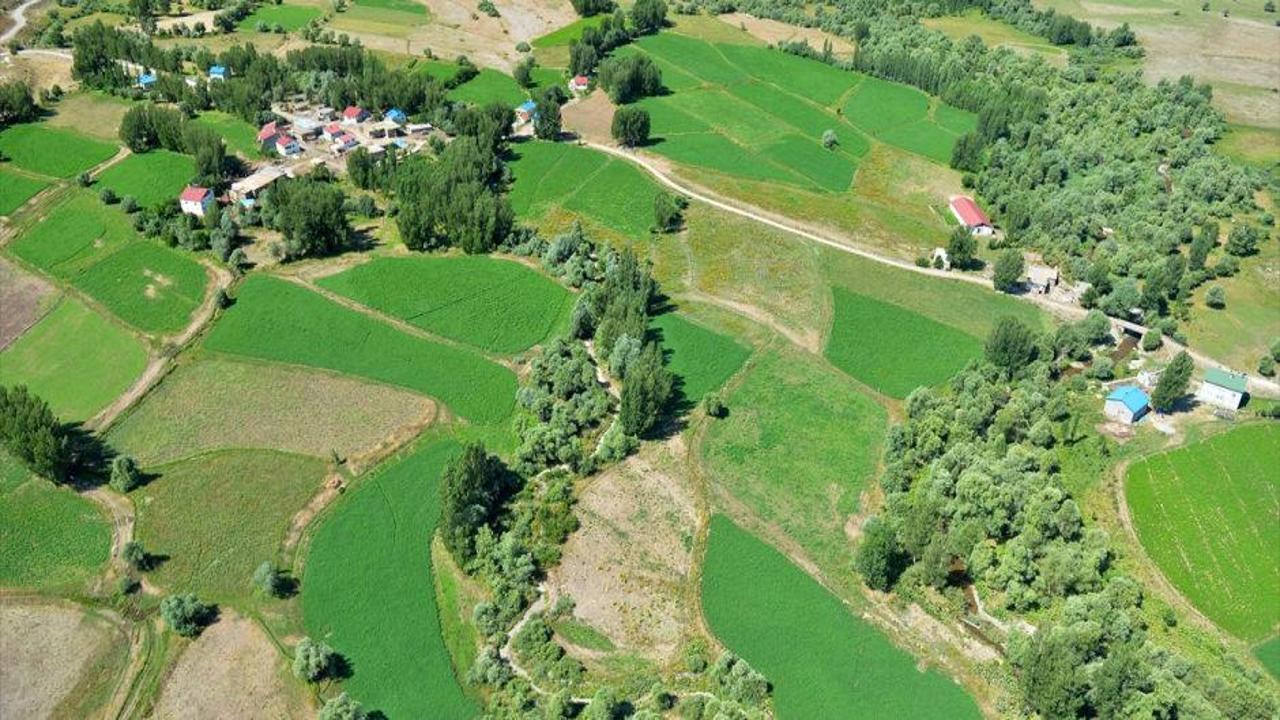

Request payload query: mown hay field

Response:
[825,288,982,398]
[0,168,49,216]
[205,275,516,424]
[9,191,137,277]
[702,515,983,719]
[843,76,976,163]
[302,440,478,719]
[0,124,118,178]
[94,149,195,207]
[317,255,572,354]
[701,347,885,581]
[237,2,323,31]
[650,311,749,406]
[133,449,324,603]
[0,296,147,421]
[0,452,111,591]
[507,141,659,239]
[107,357,434,465]
[1125,423,1280,641]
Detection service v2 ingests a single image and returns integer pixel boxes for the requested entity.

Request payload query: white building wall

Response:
[1196,383,1243,410]
[1104,399,1135,424]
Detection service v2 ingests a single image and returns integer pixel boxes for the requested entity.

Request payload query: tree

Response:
[1225,224,1260,256]
[513,56,535,88]
[569,0,612,16]
[160,594,214,637]
[611,106,650,147]
[1151,351,1193,412]
[533,93,561,140]
[618,342,672,437]
[318,692,366,720]
[122,540,148,570]
[597,54,662,103]
[993,249,1025,292]
[582,688,621,720]
[0,385,70,482]
[0,80,38,128]
[253,561,286,597]
[568,41,599,76]
[1205,285,1226,308]
[1141,328,1163,351]
[109,455,141,492]
[1258,355,1275,377]
[439,443,510,565]
[1011,629,1088,719]
[950,131,984,172]
[395,140,511,254]
[985,316,1038,372]
[653,191,681,232]
[292,637,337,682]
[855,516,905,591]
[630,0,666,34]
[701,392,726,418]
[946,226,976,270]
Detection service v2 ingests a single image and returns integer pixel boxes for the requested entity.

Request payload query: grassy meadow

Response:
[317,255,572,354]
[0,168,49,215]
[237,3,323,31]
[193,112,261,158]
[1125,423,1280,641]
[650,311,750,405]
[205,275,516,424]
[0,124,118,178]
[9,191,138,277]
[507,141,659,239]
[302,440,478,719]
[94,150,195,207]
[921,10,1066,65]
[825,288,982,398]
[448,69,528,107]
[0,297,148,421]
[702,515,982,718]
[1255,636,1280,679]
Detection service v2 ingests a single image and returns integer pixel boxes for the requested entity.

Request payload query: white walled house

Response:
[1105,385,1150,424]
[1197,368,1247,410]
[179,186,214,217]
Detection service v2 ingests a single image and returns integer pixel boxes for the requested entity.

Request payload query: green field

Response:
[531,15,605,47]
[1255,636,1280,679]
[1125,424,1280,641]
[134,449,323,602]
[355,0,426,13]
[507,141,659,238]
[0,297,147,421]
[238,3,323,31]
[0,452,111,590]
[0,168,49,215]
[193,112,260,158]
[843,76,976,163]
[8,191,138,277]
[302,440,478,719]
[95,150,195,207]
[107,358,433,465]
[701,347,885,580]
[317,255,572,354]
[448,68,528,107]
[702,515,982,718]
[205,275,516,424]
[825,288,982,398]
[73,241,208,334]
[0,124,118,178]
[650,311,749,405]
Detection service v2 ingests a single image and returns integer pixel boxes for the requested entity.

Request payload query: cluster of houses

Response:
[1104,367,1250,424]
[138,64,230,90]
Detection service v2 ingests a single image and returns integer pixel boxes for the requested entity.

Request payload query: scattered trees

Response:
[318,692,366,720]
[1150,351,1193,412]
[533,92,562,140]
[993,249,1025,292]
[985,316,1038,372]
[252,561,288,597]
[611,106,650,146]
[122,541,150,571]
[109,455,142,492]
[569,0,612,16]
[1140,328,1163,351]
[0,80,38,127]
[396,135,512,254]
[266,178,351,260]
[1205,285,1226,308]
[855,516,905,591]
[440,443,511,565]
[653,191,684,232]
[597,54,662,103]
[292,637,338,682]
[946,226,976,270]
[630,0,667,34]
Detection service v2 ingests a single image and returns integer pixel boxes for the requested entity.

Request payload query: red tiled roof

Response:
[180,186,211,202]
[950,196,991,227]
[325,123,342,135]
[343,106,365,118]
[277,134,298,145]
[572,75,589,85]
[256,121,278,142]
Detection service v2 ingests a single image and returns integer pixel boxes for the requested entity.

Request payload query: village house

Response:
[294,118,322,139]
[256,121,280,145]
[1105,385,1150,424]
[330,131,359,154]
[208,65,228,81]
[229,166,286,204]
[514,99,537,126]
[1196,368,1248,410]
[274,133,302,156]
[949,196,994,236]
[136,72,157,89]
[323,122,344,141]
[568,75,590,94]
[316,106,336,121]
[179,186,214,217]
[384,107,408,125]
[342,106,370,124]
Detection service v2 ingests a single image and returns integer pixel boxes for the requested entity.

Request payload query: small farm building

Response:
[1026,264,1060,294]
[949,196,993,236]
[1196,368,1247,410]
[342,106,370,124]
[294,118,322,139]
[384,108,407,125]
[209,65,228,81]
[137,72,157,89]
[179,186,214,217]
[230,166,285,202]
[256,121,279,144]
[1105,385,1149,424]
[515,100,537,125]
[568,75,590,93]
[405,122,432,135]
[323,122,343,140]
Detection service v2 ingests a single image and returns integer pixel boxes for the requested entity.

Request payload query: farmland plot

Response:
[507,140,659,238]
[649,311,749,406]
[237,3,323,31]
[73,242,208,334]
[0,168,49,216]
[94,150,195,207]
[0,124,118,178]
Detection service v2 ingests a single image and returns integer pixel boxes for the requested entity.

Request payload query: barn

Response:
[949,196,994,236]
[1196,368,1247,410]
[1105,385,1149,424]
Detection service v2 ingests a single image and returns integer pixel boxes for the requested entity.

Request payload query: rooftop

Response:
[1204,367,1248,394]
[180,186,211,202]
[1107,385,1149,414]
[949,196,991,227]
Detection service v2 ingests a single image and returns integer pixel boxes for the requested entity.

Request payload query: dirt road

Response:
[0,0,43,45]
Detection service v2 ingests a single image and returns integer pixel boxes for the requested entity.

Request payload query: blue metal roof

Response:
[209,65,227,75]
[138,73,156,85]
[517,100,536,112]
[385,108,407,122]
[1107,385,1149,413]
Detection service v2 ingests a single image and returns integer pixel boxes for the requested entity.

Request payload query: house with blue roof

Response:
[514,99,537,125]
[208,65,228,81]
[137,72,157,89]
[384,108,407,125]
[1105,385,1149,424]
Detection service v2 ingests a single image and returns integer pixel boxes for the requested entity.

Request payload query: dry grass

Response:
[45,92,134,141]
[718,12,856,58]
[0,257,57,350]
[0,600,122,720]
[0,53,74,93]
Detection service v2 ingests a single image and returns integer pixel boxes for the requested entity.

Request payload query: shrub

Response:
[821,129,838,149]
[76,171,93,187]
[319,692,366,720]
[1205,285,1226,308]
[993,249,1025,292]
[515,41,530,52]
[292,637,337,682]
[1259,355,1275,377]
[1140,328,1163,351]
[252,561,287,597]
[702,392,726,418]
[1088,356,1114,380]
[122,540,148,570]
[100,187,119,204]
[160,593,214,636]
[109,455,141,492]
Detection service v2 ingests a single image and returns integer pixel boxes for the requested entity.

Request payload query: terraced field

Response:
[237,2,323,31]
[1125,423,1280,641]
[507,141,659,239]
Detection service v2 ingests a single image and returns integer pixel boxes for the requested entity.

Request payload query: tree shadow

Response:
[328,652,355,681]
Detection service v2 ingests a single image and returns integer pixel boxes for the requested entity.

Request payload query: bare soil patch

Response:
[0,51,73,92]
[547,441,700,662]
[561,93,614,144]
[0,600,120,719]
[0,256,57,350]
[718,12,856,57]
[152,614,307,720]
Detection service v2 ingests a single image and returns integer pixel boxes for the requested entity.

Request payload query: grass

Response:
[448,69,529,107]
[0,451,111,591]
[133,449,324,603]
[701,347,886,584]
[1181,235,1280,371]
[1255,636,1280,679]
[302,439,478,719]
[9,191,137,277]
[354,0,427,13]
[0,124,118,178]
[237,3,323,31]
[921,10,1066,65]
[553,618,616,652]
[507,140,659,239]
[45,92,135,141]
[1125,423,1280,641]
[1215,124,1280,169]
[0,297,147,422]
[532,15,606,48]
[0,168,49,215]
[702,515,982,719]
[193,111,261,158]
[317,255,572,354]
[204,275,516,424]
[73,241,208,334]
[95,150,195,208]
[843,76,975,163]
[106,357,434,465]
[825,288,983,398]
[650,311,749,406]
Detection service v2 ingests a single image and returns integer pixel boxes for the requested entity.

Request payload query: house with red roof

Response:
[568,75,590,93]
[323,122,344,140]
[342,106,370,124]
[949,196,994,237]
[274,133,302,157]
[179,186,214,217]
[257,121,279,144]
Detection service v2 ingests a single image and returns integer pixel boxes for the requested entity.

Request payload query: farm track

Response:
[584,141,1280,399]
[0,0,42,44]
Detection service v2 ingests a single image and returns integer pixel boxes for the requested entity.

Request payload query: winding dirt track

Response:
[0,0,43,44]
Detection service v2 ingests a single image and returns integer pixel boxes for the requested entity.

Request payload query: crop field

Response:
[448,68,528,107]
[317,255,572,354]
[1256,636,1280,679]
[649,311,750,406]
[73,241,208,334]
[133,449,324,602]
[355,0,426,13]
[843,76,976,163]
[0,297,147,421]
[9,191,140,277]
[107,358,434,465]
[0,168,49,216]
[703,515,981,718]
[1125,423,1280,641]
[303,439,478,719]
[94,150,195,207]
[193,111,261,157]
[0,124,118,178]
[507,141,658,238]
[532,15,604,48]
[701,347,885,581]
[237,3,323,31]
[825,288,983,398]
[204,275,516,424]
[0,452,111,591]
